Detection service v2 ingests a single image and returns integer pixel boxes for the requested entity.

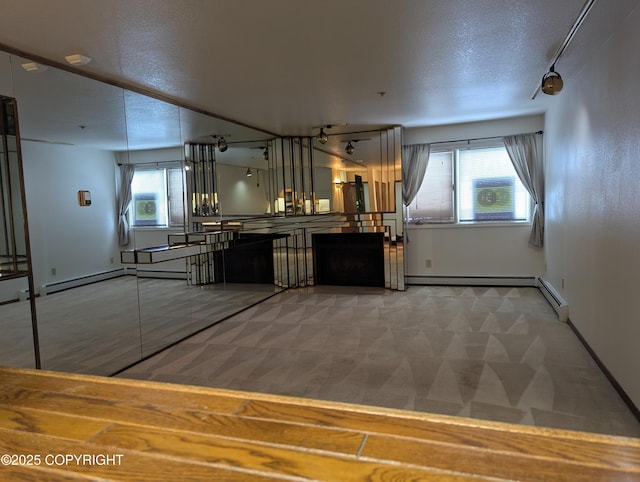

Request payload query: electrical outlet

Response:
[425,259,432,268]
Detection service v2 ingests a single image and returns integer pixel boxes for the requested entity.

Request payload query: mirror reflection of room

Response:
[0,48,404,377]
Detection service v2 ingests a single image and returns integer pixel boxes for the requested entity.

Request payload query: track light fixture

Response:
[246,168,252,177]
[345,141,355,155]
[532,0,598,99]
[316,128,329,144]
[541,65,564,95]
[314,123,348,144]
[211,135,229,152]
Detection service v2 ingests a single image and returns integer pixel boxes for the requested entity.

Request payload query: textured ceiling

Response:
[0,0,638,147]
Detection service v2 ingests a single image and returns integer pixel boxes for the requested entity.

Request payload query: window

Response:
[408,151,454,222]
[407,144,530,224]
[131,167,185,227]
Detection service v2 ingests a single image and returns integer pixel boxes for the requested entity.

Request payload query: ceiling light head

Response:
[263,148,269,161]
[217,136,228,152]
[345,141,355,155]
[64,54,92,66]
[246,168,252,177]
[541,65,563,95]
[316,128,329,144]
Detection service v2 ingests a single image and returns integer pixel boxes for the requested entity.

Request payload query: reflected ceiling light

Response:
[211,135,229,152]
[64,54,92,66]
[541,65,564,95]
[345,141,355,155]
[316,128,329,144]
[21,62,47,72]
[246,168,252,177]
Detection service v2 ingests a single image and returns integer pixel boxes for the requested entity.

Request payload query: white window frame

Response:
[407,141,532,226]
[130,164,186,229]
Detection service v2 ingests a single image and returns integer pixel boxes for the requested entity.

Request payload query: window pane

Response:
[408,151,453,222]
[458,147,529,222]
[167,168,185,227]
[131,170,168,227]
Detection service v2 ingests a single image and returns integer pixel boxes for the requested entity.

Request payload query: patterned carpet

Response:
[0,277,280,375]
[119,285,640,438]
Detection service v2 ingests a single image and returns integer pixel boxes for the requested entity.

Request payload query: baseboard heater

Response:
[536,277,569,322]
[38,268,126,296]
[406,275,537,287]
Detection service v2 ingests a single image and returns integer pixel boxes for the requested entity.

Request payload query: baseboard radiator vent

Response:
[39,269,126,296]
[537,277,569,322]
[406,275,537,287]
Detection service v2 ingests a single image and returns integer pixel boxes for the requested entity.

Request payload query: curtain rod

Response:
[425,130,543,147]
[117,159,183,166]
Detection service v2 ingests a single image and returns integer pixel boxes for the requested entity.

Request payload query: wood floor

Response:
[0,366,639,481]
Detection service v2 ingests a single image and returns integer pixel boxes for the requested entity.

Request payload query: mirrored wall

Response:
[0,46,404,377]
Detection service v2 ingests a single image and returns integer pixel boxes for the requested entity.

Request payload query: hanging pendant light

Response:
[345,141,355,155]
[541,65,564,95]
[316,128,328,144]
[217,136,228,152]
[246,168,252,177]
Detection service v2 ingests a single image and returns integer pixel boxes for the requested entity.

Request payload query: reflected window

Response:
[131,168,184,227]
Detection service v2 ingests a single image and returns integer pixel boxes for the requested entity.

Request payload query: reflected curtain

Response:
[502,133,544,247]
[402,143,431,206]
[117,163,136,246]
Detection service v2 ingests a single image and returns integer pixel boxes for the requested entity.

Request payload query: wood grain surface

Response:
[0,366,638,481]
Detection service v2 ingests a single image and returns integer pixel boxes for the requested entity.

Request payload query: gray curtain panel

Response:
[502,133,545,247]
[402,143,431,206]
[117,163,136,246]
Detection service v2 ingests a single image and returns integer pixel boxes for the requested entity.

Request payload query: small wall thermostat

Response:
[78,190,92,206]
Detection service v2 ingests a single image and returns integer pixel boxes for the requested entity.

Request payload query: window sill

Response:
[131,226,185,231]
[406,221,531,229]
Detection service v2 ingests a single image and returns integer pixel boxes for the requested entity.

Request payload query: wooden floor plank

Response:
[0,367,245,414]
[0,464,99,481]
[0,388,365,456]
[362,433,639,482]
[0,406,111,442]
[91,423,486,481]
[0,429,293,481]
[237,399,640,469]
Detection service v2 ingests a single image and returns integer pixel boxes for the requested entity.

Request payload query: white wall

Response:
[544,6,640,407]
[404,115,545,280]
[406,224,542,279]
[217,163,269,215]
[22,141,121,290]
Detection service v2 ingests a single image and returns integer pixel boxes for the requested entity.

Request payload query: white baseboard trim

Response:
[39,269,126,296]
[536,277,569,321]
[406,275,537,287]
